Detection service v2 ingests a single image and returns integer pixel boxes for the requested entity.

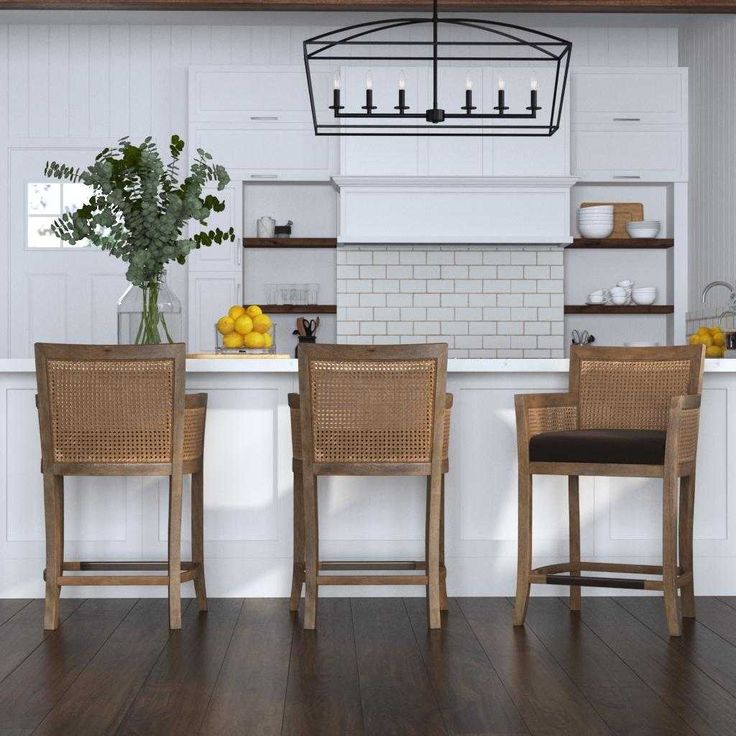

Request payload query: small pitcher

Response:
[257,216,276,238]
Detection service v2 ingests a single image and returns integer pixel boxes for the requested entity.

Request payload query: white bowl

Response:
[587,294,605,304]
[628,220,660,228]
[580,205,614,214]
[579,222,614,239]
[610,286,627,295]
[626,221,661,238]
[632,291,657,305]
[617,280,634,288]
[611,295,628,306]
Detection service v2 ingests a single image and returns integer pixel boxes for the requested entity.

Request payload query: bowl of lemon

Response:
[688,325,726,358]
[215,305,275,353]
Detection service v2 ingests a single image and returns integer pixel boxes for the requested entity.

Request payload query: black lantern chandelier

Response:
[303,0,571,136]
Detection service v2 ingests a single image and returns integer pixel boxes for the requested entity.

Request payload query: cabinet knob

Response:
[250,116,279,121]
[613,175,641,179]
[612,117,641,122]
[250,174,278,179]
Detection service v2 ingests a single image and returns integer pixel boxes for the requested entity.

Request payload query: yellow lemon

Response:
[245,304,263,319]
[216,316,235,335]
[262,332,273,348]
[234,315,254,335]
[706,345,724,358]
[713,332,726,347]
[688,333,701,345]
[699,333,714,347]
[252,313,272,334]
[228,305,246,320]
[222,332,244,349]
[709,326,722,335]
[697,326,710,336]
[243,331,265,349]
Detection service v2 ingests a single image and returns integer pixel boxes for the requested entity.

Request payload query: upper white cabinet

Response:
[570,67,688,182]
[189,66,338,181]
[571,67,687,126]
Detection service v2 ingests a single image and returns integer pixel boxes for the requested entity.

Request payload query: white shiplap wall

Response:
[0,11,680,357]
[679,17,736,311]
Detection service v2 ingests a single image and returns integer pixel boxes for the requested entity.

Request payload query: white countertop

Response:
[2,357,736,373]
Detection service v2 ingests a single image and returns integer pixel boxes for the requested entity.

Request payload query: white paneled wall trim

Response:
[1,360,735,598]
[336,246,565,358]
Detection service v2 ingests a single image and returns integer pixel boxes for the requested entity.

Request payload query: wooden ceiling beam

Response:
[0,0,734,12]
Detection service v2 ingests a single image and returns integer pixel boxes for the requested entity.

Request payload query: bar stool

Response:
[288,343,452,630]
[34,343,207,630]
[514,345,704,637]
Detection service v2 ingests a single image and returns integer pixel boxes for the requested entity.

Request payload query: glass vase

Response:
[117,274,182,345]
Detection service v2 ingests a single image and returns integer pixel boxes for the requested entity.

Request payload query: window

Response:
[27,182,93,248]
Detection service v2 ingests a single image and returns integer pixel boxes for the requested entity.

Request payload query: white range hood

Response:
[332,176,577,246]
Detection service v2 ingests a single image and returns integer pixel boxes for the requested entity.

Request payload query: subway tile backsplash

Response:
[336,246,565,358]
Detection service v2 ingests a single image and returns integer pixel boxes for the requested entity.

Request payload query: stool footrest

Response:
[543,574,647,590]
[318,574,429,586]
[46,561,200,586]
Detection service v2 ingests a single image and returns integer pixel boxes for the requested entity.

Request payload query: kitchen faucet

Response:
[701,280,736,305]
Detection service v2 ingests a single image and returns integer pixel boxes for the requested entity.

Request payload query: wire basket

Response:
[215,324,277,354]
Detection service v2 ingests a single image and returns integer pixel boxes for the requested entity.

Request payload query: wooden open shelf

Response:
[567,238,674,249]
[565,305,674,315]
[259,304,337,314]
[243,237,337,249]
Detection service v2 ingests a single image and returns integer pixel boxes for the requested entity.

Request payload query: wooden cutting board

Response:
[187,353,292,359]
[580,202,644,239]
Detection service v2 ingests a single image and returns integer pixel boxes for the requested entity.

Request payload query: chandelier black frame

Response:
[303,0,571,136]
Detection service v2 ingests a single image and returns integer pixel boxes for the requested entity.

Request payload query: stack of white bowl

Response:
[631,286,657,305]
[578,205,614,239]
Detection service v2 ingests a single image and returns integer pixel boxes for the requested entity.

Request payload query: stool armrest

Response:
[665,394,702,467]
[515,393,579,466]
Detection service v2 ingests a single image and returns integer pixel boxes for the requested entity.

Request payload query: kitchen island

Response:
[1,357,734,598]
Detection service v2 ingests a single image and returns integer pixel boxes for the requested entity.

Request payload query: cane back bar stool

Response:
[34,343,208,630]
[288,343,452,630]
[514,345,704,637]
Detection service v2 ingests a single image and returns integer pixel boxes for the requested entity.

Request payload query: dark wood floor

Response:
[1,597,736,735]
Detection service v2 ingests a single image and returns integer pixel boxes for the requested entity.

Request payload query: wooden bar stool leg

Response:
[290,463,305,612]
[426,472,442,630]
[191,469,207,612]
[303,473,319,630]
[679,473,696,619]
[662,472,681,637]
[513,472,533,626]
[440,475,448,612]
[568,475,582,612]
[43,473,63,630]
[168,474,184,630]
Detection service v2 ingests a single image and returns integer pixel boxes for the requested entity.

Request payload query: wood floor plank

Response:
[351,598,447,736]
[0,600,31,628]
[0,599,134,736]
[458,597,611,736]
[404,598,529,736]
[115,599,242,736]
[33,599,181,736]
[0,599,83,684]
[576,598,736,736]
[199,599,293,736]
[618,597,736,699]
[522,597,695,736]
[281,599,364,736]
[695,598,736,646]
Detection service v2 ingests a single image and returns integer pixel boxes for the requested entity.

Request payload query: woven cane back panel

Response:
[677,408,700,464]
[527,405,578,436]
[47,359,175,464]
[183,406,206,462]
[310,359,437,464]
[578,359,691,431]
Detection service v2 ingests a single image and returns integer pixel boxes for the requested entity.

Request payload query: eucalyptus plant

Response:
[44,135,235,343]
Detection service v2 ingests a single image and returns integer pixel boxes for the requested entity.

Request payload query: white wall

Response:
[0,10,681,357]
[679,17,736,312]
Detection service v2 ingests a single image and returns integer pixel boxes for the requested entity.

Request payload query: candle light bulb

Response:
[498,78,505,91]
[366,70,373,90]
[531,79,538,91]
[334,73,340,90]
[398,71,406,90]
[466,77,473,91]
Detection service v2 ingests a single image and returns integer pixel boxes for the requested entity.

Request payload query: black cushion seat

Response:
[529,429,667,465]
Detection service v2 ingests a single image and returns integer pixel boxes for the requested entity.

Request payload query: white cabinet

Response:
[570,68,688,183]
[189,66,339,182]
[572,68,687,126]
[572,128,687,182]
[189,184,243,272]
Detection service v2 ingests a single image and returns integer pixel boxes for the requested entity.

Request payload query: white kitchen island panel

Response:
[1,359,735,598]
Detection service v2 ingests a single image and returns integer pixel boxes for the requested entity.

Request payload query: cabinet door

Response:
[572,128,687,182]
[188,184,243,272]
[192,122,338,181]
[188,273,241,352]
[572,68,687,126]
